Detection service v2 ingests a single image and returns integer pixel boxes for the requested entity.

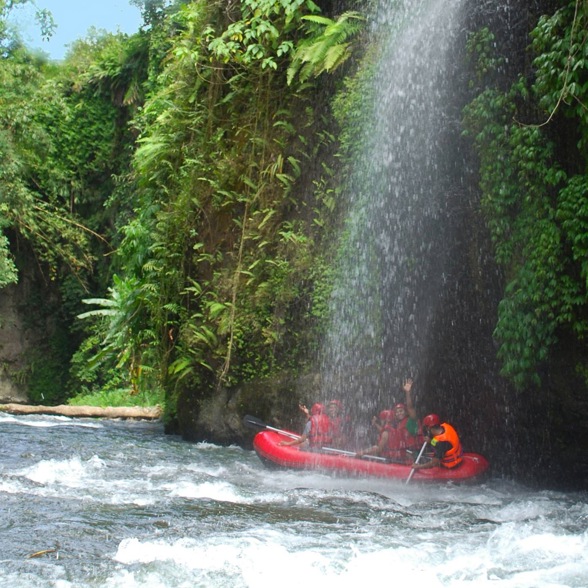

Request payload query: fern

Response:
[287,11,365,85]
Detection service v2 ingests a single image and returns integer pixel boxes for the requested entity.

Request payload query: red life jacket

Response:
[375,423,404,461]
[329,416,342,438]
[378,417,419,461]
[328,415,350,447]
[396,416,420,449]
[308,414,332,447]
[412,419,426,448]
[432,422,463,468]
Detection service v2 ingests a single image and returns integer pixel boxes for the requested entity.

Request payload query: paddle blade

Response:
[243,415,267,430]
[243,415,301,440]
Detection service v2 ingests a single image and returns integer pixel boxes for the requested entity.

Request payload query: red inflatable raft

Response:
[253,430,489,483]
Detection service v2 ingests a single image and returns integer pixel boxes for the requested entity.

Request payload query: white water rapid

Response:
[1,413,587,587]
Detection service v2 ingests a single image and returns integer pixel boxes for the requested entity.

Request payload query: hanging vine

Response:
[463,0,588,388]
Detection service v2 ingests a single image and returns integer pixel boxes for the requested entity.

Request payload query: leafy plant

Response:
[0,0,55,53]
[78,274,159,394]
[0,232,17,287]
[287,11,365,85]
[206,0,320,70]
[462,2,588,387]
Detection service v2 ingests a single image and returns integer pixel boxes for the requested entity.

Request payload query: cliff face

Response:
[0,243,70,406]
[0,283,30,404]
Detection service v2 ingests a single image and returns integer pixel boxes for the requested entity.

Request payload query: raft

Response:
[253,430,490,483]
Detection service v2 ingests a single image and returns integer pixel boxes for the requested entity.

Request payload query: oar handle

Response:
[405,440,428,484]
[321,446,389,462]
[265,425,300,440]
[321,446,355,456]
[243,415,301,439]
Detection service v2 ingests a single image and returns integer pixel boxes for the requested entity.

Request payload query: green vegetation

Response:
[2,0,588,415]
[463,1,588,387]
[0,0,362,414]
[0,3,153,405]
[68,386,164,408]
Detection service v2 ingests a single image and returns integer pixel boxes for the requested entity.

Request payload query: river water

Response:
[1,414,587,587]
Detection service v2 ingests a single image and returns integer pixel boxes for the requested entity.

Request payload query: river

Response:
[1,413,586,587]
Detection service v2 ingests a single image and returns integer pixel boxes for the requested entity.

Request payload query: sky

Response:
[10,0,143,60]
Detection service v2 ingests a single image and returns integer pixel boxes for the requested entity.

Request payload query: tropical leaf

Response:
[287,11,365,85]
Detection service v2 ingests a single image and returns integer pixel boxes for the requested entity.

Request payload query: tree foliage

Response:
[124,0,329,392]
[0,8,151,399]
[7,0,588,408]
[71,0,354,407]
[0,0,55,54]
[0,52,93,283]
[463,0,588,387]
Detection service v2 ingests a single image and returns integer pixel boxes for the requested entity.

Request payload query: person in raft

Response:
[356,378,421,463]
[391,377,423,457]
[411,413,463,470]
[355,408,396,459]
[278,402,332,449]
[325,399,351,448]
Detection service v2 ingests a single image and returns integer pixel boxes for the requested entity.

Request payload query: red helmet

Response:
[394,403,407,411]
[311,403,325,416]
[423,414,441,428]
[378,409,394,422]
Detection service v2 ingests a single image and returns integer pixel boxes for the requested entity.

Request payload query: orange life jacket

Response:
[308,414,332,447]
[432,422,463,468]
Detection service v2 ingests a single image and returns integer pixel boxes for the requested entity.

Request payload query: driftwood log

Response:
[0,403,162,420]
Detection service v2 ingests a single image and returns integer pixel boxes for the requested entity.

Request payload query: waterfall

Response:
[320,0,470,431]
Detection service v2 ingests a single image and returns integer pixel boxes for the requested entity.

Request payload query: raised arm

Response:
[403,378,417,420]
[299,404,310,419]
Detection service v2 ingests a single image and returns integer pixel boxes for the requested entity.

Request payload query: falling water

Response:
[320,0,470,424]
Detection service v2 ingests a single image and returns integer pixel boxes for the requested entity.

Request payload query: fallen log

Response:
[0,403,162,420]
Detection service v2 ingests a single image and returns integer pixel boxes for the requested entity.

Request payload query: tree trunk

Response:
[0,403,161,420]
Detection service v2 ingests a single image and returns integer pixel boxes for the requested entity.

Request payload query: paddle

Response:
[244,416,390,461]
[405,441,428,484]
[321,446,389,462]
[242,415,301,440]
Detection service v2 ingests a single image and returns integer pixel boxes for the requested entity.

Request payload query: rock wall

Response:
[0,283,30,404]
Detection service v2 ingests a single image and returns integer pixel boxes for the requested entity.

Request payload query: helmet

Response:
[328,399,342,409]
[310,403,325,416]
[378,409,394,422]
[423,414,441,428]
[394,403,407,411]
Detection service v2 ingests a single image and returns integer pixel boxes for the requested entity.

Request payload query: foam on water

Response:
[108,520,588,588]
[0,412,102,428]
[18,455,104,485]
[167,479,243,501]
